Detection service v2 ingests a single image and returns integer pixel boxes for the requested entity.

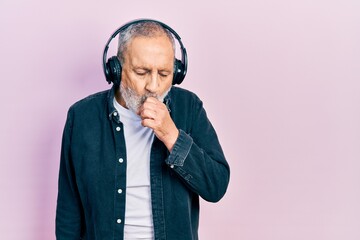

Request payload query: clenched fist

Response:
[138,97,179,151]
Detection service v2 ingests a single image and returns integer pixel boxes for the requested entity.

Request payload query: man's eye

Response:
[159,72,170,77]
[135,71,147,76]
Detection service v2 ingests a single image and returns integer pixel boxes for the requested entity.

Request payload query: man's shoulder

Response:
[168,87,205,117]
[68,89,110,113]
[170,86,201,102]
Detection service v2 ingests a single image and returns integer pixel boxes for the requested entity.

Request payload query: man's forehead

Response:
[124,36,174,64]
[128,57,174,70]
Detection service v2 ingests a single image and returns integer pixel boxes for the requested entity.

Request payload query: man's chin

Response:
[120,84,171,113]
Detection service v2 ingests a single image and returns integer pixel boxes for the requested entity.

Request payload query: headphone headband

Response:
[103,19,188,86]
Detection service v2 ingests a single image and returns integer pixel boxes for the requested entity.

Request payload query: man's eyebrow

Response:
[133,66,151,71]
[132,66,172,72]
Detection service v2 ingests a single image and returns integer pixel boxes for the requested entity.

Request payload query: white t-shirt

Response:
[113,98,155,240]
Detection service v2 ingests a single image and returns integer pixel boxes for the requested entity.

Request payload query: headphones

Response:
[103,19,188,86]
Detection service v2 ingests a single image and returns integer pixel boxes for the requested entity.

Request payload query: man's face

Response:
[118,34,174,112]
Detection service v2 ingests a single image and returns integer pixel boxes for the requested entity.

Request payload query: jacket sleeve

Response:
[56,107,84,239]
[165,98,230,202]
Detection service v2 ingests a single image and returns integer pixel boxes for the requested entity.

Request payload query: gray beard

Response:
[119,83,171,114]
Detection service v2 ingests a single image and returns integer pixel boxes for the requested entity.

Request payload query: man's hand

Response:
[138,97,179,152]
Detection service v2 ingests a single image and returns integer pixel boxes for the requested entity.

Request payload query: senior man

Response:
[56,19,230,240]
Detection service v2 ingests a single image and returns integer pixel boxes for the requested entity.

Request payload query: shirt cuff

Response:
[165,129,193,167]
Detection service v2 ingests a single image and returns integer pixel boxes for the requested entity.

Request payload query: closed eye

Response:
[159,71,171,77]
[134,69,149,76]
[136,72,147,76]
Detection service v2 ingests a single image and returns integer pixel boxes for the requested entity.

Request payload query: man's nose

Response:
[145,72,159,93]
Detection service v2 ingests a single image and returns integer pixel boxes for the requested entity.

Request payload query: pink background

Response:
[1,0,360,239]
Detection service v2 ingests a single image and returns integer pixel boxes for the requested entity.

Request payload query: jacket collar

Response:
[107,85,120,123]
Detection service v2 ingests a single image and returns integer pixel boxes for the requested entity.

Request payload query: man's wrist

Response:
[164,128,179,152]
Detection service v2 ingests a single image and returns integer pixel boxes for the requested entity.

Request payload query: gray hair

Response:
[117,21,175,64]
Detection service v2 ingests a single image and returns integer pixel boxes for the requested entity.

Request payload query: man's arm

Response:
[166,99,230,202]
[56,108,84,239]
[140,96,230,202]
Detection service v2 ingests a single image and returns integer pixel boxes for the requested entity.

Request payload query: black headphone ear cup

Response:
[173,58,185,85]
[106,56,122,86]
